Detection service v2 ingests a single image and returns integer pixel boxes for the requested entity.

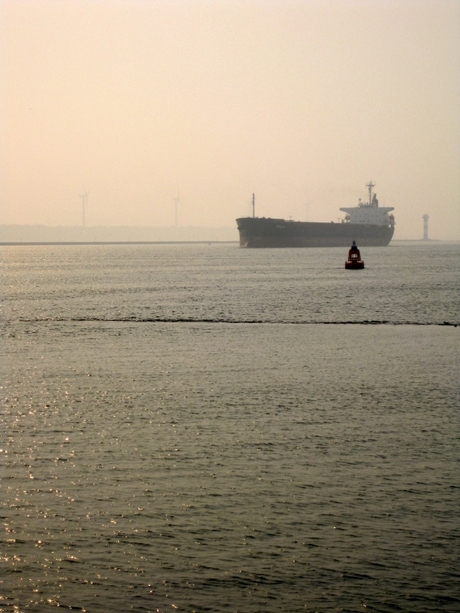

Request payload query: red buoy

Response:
[345,241,365,269]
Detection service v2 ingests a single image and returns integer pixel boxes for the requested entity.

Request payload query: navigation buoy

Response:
[345,240,365,269]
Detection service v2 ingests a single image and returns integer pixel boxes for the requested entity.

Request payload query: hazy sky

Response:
[2,0,460,239]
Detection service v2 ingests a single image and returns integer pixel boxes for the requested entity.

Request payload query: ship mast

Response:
[366,181,375,205]
[252,193,255,218]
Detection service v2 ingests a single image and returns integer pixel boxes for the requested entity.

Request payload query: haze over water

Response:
[2,1,460,239]
[2,242,459,612]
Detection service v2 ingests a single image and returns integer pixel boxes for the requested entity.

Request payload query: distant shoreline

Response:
[0,241,239,246]
[1,239,450,246]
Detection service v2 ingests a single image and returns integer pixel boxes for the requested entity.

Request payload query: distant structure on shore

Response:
[173,193,182,227]
[79,189,89,227]
[422,214,429,240]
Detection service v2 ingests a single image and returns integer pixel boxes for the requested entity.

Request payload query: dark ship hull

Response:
[236,217,394,248]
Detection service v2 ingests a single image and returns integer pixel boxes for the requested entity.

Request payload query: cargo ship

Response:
[236,182,395,248]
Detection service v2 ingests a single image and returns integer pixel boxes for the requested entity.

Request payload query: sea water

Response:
[1,242,459,612]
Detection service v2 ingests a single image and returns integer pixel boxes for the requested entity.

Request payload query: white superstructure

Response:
[340,181,395,227]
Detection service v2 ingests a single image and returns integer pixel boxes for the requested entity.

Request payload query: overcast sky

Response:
[2,0,459,239]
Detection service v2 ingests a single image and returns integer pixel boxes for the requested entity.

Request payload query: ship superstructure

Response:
[340,181,395,227]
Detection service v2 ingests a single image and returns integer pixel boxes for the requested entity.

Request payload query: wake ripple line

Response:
[12,318,459,327]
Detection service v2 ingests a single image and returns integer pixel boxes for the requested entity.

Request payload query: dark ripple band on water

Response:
[12,317,460,326]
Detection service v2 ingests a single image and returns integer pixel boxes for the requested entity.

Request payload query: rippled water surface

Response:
[2,243,459,612]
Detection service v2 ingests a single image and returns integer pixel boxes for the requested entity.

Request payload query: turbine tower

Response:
[173,192,181,227]
[422,214,429,240]
[79,189,89,227]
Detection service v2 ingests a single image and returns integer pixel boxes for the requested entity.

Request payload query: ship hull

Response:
[236,217,394,248]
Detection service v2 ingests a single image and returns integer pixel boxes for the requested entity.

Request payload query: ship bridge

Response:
[340,182,394,226]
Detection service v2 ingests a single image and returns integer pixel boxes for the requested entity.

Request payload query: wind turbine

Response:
[173,192,181,227]
[79,188,89,227]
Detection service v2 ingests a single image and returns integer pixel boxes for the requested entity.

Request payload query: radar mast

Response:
[366,181,375,206]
